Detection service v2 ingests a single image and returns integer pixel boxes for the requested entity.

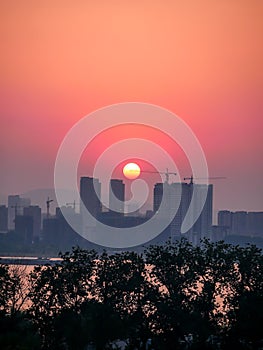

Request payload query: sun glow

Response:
[123,162,141,180]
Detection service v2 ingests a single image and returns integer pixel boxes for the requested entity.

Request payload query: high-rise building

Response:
[23,205,41,239]
[15,215,33,245]
[109,179,125,214]
[247,212,263,236]
[217,210,263,237]
[0,205,8,232]
[8,195,31,230]
[8,195,20,230]
[218,210,232,229]
[193,184,213,239]
[80,177,102,219]
[232,211,248,235]
[170,182,193,239]
[153,181,213,242]
[154,182,188,239]
[153,183,164,213]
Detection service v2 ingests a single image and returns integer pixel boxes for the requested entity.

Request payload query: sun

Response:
[123,162,141,180]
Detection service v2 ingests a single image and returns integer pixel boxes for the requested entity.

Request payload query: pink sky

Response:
[0,0,263,214]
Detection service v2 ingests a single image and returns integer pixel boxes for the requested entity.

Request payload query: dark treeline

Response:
[0,239,262,350]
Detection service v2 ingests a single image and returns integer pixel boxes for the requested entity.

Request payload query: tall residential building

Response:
[0,205,8,232]
[153,183,164,213]
[109,179,125,214]
[231,211,248,235]
[8,195,31,230]
[154,182,188,239]
[171,182,193,239]
[218,210,263,236]
[80,177,102,219]
[193,184,213,239]
[247,212,263,235]
[8,195,20,230]
[153,181,213,242]
[218,210,232,229]
[15,215,33,245]
[23,205,41,239]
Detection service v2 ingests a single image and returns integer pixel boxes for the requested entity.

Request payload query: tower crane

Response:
[66,200,80,211]
[46,197,53,219]
[141,168,177,183]
[183,175,226,185]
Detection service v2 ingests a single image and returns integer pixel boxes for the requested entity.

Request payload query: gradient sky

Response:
[1,0,263,215]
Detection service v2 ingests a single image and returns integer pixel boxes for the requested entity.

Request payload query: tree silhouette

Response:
[224,244,263,348]
[28,247,97,348]
[95,250,152,349]
[0,239,261,349]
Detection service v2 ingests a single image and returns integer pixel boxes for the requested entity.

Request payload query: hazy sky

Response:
[0,0,262,214]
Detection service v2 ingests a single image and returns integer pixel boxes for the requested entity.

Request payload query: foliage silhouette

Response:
[0,239,262,349]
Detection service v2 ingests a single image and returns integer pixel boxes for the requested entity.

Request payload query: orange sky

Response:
[0,0,263,214]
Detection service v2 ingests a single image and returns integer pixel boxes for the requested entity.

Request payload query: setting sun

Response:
[123,162,141,180]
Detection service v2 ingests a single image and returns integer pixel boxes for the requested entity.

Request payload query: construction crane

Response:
[66,201,80,211]
[46,197,54,219]
[183,175,226,185]
[141,168,177,183]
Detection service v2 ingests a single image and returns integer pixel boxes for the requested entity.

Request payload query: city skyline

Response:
[1,175,262,251]
[1,1,262,215]
[1,172,263,219]
[4,174,263,220]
